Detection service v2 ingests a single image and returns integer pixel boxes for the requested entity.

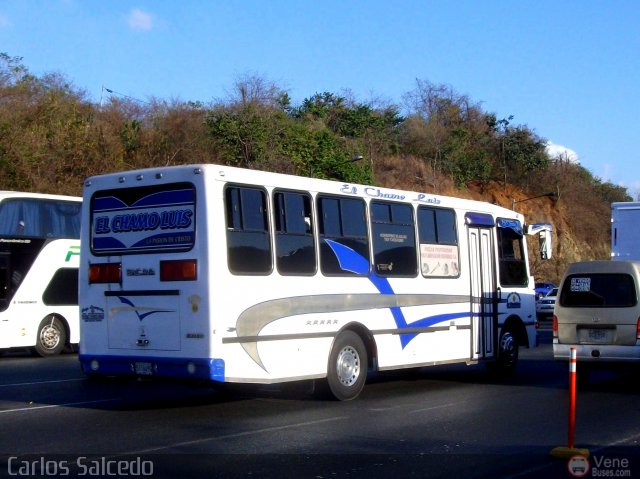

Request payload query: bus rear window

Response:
[90,183,195,256]
[560,273,637,308]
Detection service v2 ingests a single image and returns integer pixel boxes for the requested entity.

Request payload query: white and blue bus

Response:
[79,165,551,399]
[0,192,82,356]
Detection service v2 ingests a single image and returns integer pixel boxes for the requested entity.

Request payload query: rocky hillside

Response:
[0,55,622,287]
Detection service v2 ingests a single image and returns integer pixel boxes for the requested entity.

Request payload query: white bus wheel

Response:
[35,316,67,357]
[327,331,367,401]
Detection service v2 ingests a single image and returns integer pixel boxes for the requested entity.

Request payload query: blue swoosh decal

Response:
[324,240,471,348]
[116,296,174,321]
[324,239,370,275]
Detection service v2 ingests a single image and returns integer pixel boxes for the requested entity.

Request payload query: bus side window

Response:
[48,201,82,238]
[497,222,527,286]
[317,195,369,276]
[370,201,417,277]
[225,186,272,275]
[42,268,79,306]
[417,207,459,277]
[0,200,25,236]
[273,190,316,275]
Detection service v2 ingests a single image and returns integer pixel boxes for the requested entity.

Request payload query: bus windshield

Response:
[0,198,81,239]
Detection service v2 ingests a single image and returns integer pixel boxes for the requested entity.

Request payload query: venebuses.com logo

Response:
[568,454,632,478]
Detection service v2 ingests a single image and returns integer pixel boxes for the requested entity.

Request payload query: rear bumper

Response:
[79,354,226,381]
[553,342,640,362]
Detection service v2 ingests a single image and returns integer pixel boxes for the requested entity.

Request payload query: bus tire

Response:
[35,315,67,357]
[495,330,519,373]
[326,331,367,401]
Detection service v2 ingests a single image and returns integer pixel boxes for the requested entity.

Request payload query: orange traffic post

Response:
[550,347,590,458]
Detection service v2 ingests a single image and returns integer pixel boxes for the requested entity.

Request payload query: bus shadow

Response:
[3,347,637,413]
[574,363,640,393]
[76,376,260,411]
[364,351,640,397]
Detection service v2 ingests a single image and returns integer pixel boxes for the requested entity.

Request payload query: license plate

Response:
[587,329,609,342]
[134,362,154,375]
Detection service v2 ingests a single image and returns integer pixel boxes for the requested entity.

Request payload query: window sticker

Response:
[420,244,459,277]
[570,277,591,292]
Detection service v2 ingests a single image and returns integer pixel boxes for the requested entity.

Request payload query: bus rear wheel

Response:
[35,316,67,357]
[326,331,367,401]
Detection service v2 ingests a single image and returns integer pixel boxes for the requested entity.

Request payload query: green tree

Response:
[401,79,495,186]
[501,126,549,186]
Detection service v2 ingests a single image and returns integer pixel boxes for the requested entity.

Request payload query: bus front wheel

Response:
[35,316,67,357]
[495,330,519,372]
[326,331,367,401]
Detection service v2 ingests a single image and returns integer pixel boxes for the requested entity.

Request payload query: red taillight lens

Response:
[636,318,640,340]
[160,259,197,281]
[89,263,121,284]
[552,315,558,338]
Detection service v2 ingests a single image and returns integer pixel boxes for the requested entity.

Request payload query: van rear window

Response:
[560,273,637,307]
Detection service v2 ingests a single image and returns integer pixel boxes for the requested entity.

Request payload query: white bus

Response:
[0,192,82,356]
[79,165,551,400]
[611,201,640,261]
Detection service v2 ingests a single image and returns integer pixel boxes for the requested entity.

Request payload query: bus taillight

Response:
[89,263,121,284]
[160,259,197,281]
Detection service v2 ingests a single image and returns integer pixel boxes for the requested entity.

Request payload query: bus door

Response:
[466,213,497,360]
[0,248,9,312]
[0,239,42,312]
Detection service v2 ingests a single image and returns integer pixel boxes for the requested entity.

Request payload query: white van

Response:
[553,260,640,363]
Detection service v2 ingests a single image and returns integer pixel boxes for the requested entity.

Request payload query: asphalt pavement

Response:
[1,331,639,479]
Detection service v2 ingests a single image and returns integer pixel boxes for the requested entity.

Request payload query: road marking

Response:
[368,399,469,413]
[0,378,85,388]
[606,430,640,447]
[410,400,470,413]
[131,416,350,454]
[0,398,120,414]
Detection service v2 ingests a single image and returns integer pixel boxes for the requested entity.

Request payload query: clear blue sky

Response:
[1,1,638,197]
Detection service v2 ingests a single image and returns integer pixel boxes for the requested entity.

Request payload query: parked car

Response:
[535,282,556,300]
[536,287,558,319]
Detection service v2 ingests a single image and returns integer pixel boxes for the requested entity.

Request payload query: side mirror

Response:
[539,229,552,260]
[526,223,553,260]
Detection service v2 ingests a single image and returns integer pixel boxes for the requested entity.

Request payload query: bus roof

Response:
[84,163,523,221]
[0,191,81,202]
